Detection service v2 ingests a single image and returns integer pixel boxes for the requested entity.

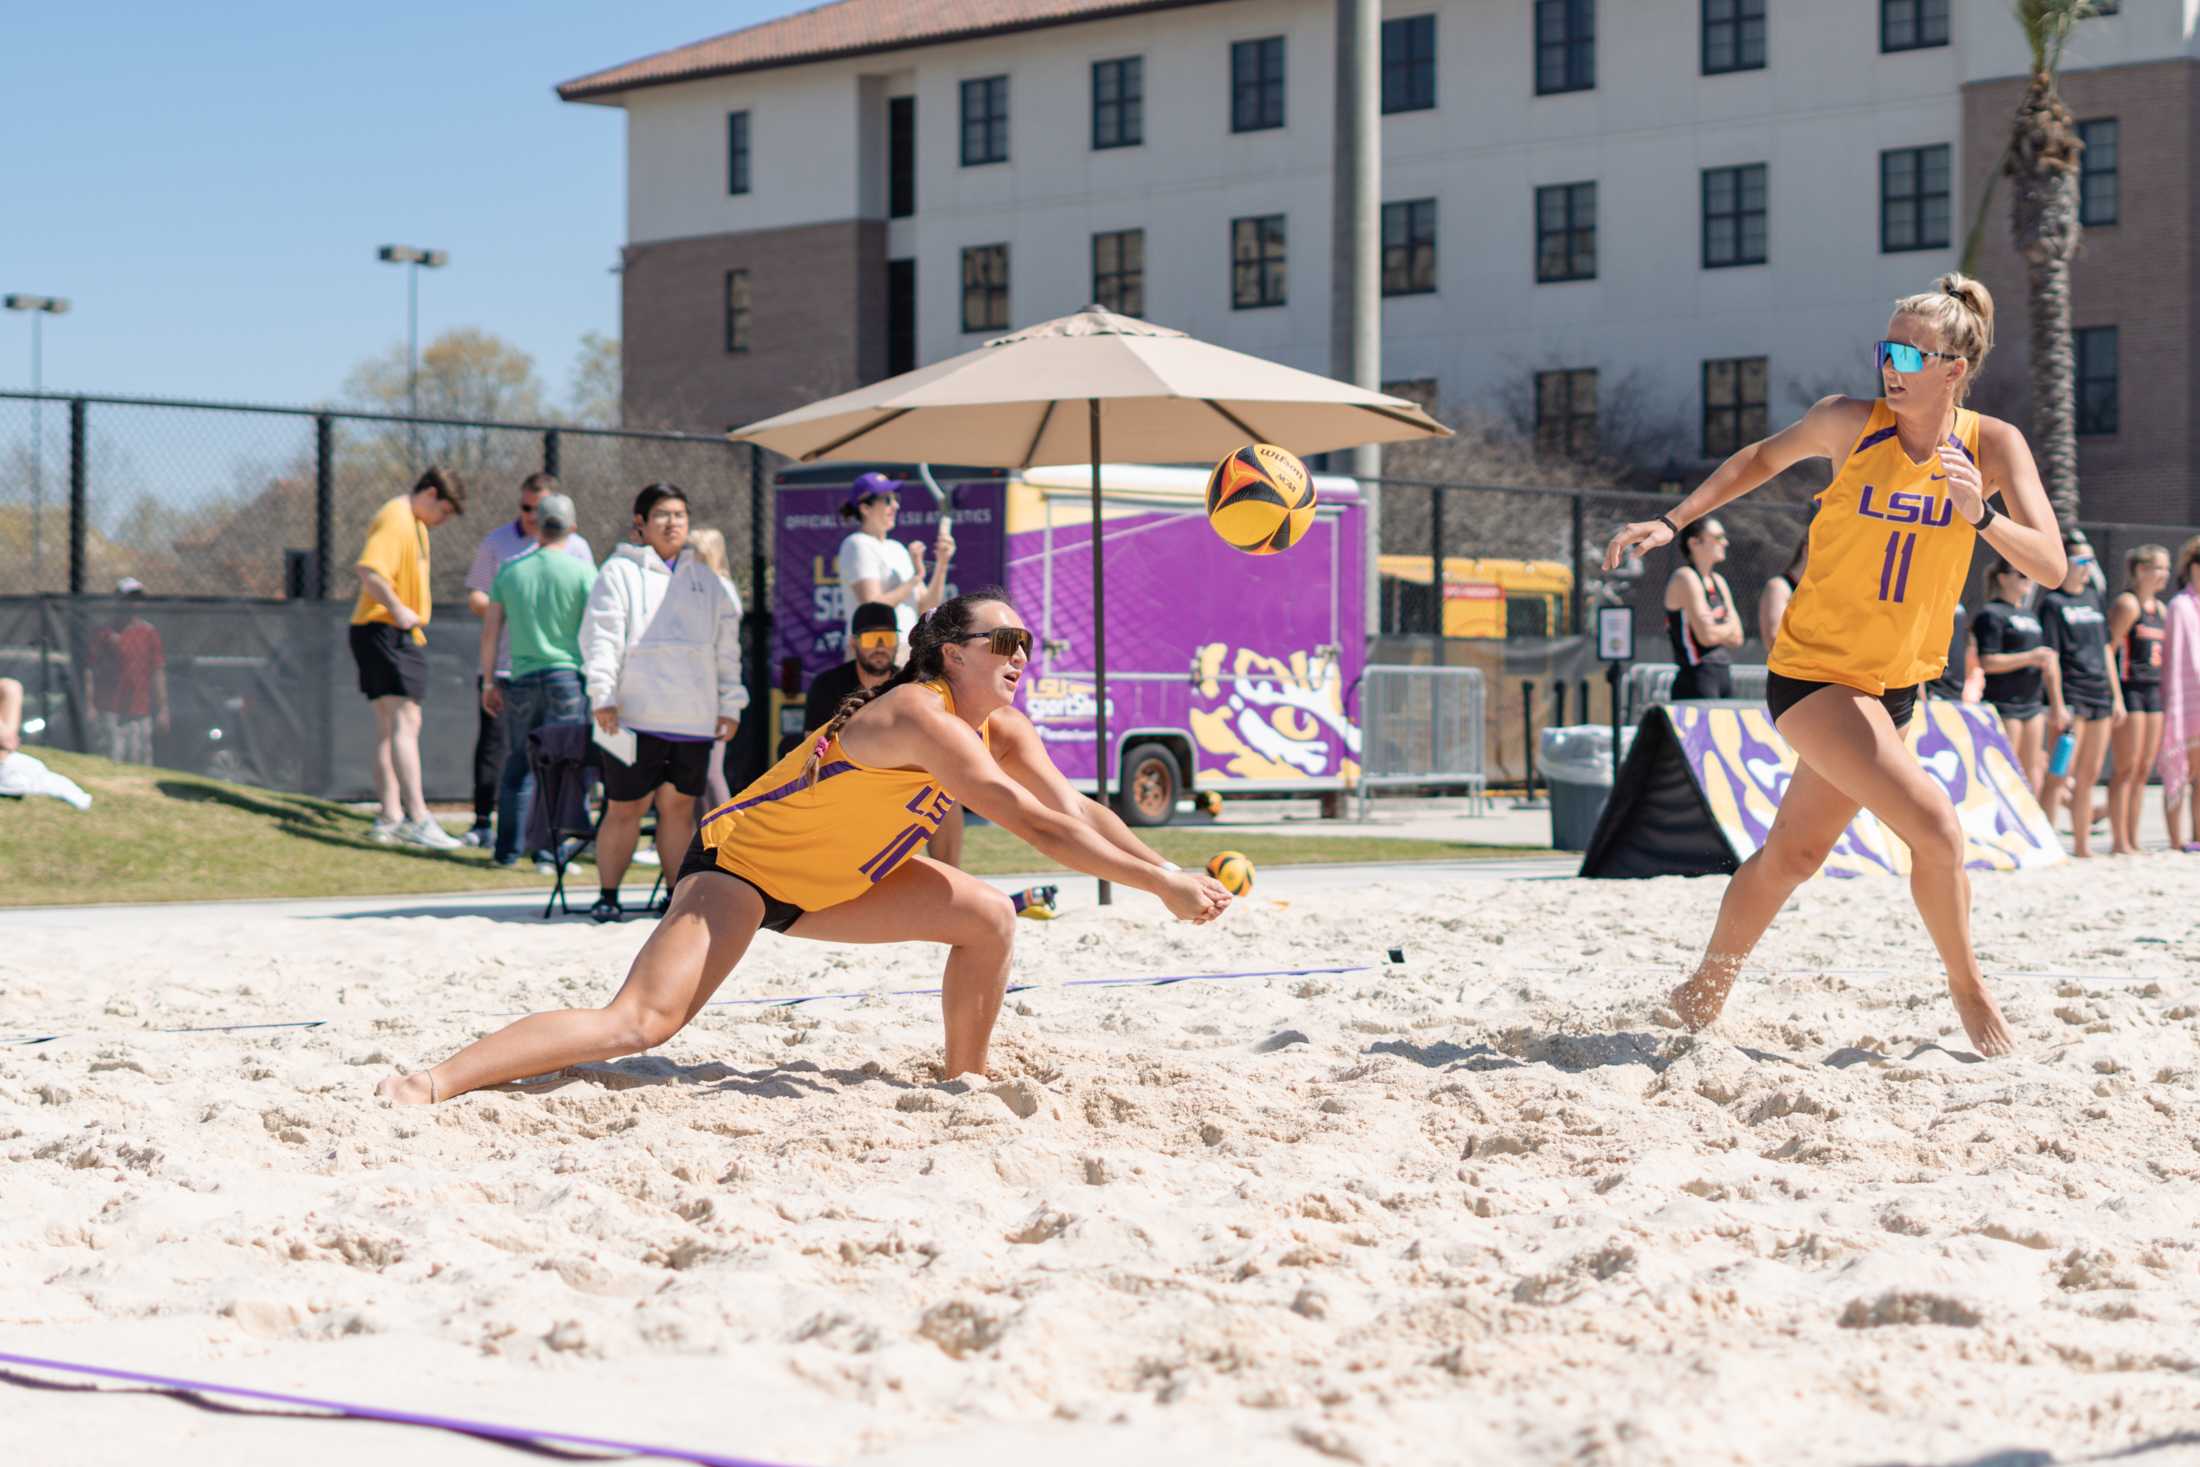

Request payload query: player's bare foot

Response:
[1666,952,1746,1032]
[375,1072,437,1105]
[1949,981,2015,1057]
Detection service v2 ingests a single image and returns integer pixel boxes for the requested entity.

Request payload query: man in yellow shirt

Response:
[350,466,465,846]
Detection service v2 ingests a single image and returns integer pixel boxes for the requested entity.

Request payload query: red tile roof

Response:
[558,0,1225,102]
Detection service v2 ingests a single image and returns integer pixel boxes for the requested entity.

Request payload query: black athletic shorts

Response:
[349,622,428,702]
[2067,698,2114,722]
[1765,672,1918,731]
[2124,684,2162,715]
[602,732,713,800]
[1992,700,2045,723]
[1670,661,1734,700]
[674,832,805,933]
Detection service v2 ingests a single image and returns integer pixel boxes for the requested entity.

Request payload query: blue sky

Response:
[1,2,785,411]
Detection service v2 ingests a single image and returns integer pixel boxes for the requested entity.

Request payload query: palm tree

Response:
[1960,1,2098,527]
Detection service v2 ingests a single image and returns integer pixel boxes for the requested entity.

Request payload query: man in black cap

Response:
[799,599,902,739]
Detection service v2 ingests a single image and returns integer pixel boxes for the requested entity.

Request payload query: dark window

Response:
[960,76,1008,166]
[2078,118,2118,226]
[886,259,916,376]
[1880,145,1952,252]
[1881,0,1949,52]
[723,270,750,353]
[727,111,750,195]
[1381,199,1438,296]
[888,97,915,218]
[1703,356,1768,457]
[962,244,1008,333]
[1092,57,1143,149]
[1231,214,1287,309]
[1702,163,1768,268]
[1093,229,1145,318]
[1535,0,1595,95]
[1382,15,1437,113]
[2091,0,2119,12]
[1702,0,1766,74]
[1535,368,1598,456]
[1536,182,1597,282]
[2076,326,2118,436]
[1231,37,1286,132]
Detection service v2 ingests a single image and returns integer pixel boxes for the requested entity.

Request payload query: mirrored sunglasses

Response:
[855,629,899,652]
[1876,339,1963,374]
[955,627,1033,658]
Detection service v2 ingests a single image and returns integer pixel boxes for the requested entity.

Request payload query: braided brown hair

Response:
[799,587,1014,788]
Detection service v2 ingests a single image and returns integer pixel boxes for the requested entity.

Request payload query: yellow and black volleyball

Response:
[1205,850,1255,895]
[1205,443,1316,555]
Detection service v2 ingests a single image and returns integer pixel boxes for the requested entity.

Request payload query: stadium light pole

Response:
[376,245,448,454]
[5,293,71,591]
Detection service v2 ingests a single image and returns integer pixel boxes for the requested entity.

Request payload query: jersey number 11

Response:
[1877,531,1917,604]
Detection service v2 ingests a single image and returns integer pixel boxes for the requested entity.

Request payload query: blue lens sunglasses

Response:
[1876,339,1964,374]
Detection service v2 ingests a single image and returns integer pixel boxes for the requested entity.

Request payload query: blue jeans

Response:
[495,669,586,861]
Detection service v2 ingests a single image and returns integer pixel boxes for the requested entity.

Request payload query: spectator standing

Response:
[1663,518,1742,698]
[685,526,749,810]
[835,472,951,652]
[1972,557,2053,789]
[582,484,746,922]
[1923,599,1980,703]
[480,493,597,868]
[2158,535,2200,850]
[1756,531,1807,654]
[2106,543,2170,855]
[2037,530,2124,857]
[464,473,595,848]
[84,578,168,764]
[350,466,465,848]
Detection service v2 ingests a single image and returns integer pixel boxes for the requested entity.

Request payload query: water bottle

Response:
[2048,731,2076,778]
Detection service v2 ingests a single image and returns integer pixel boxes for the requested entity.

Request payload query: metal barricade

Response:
[1355,664,1487,817]
[1623,661,1768,722]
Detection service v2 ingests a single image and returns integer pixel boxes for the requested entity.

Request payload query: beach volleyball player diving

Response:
[1604,274,2066,1056]
[378,590,1231,1105]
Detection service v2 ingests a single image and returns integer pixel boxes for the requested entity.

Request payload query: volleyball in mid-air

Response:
[1205,850,1255,895]
[1205,443,1316,555]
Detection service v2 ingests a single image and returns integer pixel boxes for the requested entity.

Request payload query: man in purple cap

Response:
[834,471,952,657]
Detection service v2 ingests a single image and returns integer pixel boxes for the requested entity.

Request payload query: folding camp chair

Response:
[525,723,666,919]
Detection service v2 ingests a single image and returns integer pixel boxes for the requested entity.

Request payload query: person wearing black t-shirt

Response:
[1971,557,2055,789]
[1924,599,1977,702]
[2107,543,2170,854]
[2038,531,2126,857]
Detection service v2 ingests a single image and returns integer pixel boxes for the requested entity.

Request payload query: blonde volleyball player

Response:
[1603,275,2066,1056]
[377,591,1230,1105]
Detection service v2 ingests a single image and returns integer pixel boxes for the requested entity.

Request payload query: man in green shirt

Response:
[480,493,597,866]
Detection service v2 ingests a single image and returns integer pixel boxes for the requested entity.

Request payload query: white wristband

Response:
[1159,861,1181,873]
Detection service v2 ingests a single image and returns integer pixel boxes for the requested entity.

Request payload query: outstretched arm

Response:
[989,709,1175,871]
[859,702,1226,921]
[1605,396,1864,570]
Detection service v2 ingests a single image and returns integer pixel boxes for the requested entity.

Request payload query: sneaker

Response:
[588,895,624,924]
[461,823,494,848]
[399,817,463,851]
[368,815,402,845]
[491,853,520,869]
[532,849,559,875]
[633,847,661,868]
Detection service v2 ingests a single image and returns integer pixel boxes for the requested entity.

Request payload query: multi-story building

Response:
[560,0,2199,524]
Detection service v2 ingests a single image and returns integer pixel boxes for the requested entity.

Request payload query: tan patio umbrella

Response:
[732,305,1450,899]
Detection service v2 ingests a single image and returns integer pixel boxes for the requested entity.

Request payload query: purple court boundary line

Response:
[0,1350,803,1467]
[0,965,1378,1046]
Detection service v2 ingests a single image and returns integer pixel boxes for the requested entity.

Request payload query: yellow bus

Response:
[1377,555,1574,638]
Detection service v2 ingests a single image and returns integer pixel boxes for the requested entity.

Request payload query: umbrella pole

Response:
[1089,398,1111,906]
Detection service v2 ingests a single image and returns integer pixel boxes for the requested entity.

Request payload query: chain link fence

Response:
[0,391,769,801]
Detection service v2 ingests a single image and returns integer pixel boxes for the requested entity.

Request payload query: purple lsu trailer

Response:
[772,465,1367,825]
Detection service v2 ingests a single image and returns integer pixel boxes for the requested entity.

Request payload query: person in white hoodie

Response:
[581,483,746,922]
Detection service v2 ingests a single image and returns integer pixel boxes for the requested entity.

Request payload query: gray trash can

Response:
[1540,725,1634,852]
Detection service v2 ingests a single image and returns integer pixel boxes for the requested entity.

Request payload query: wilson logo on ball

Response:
[1206,443,1317,555]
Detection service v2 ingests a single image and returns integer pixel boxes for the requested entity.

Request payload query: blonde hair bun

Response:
[1892,273,1996,397]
